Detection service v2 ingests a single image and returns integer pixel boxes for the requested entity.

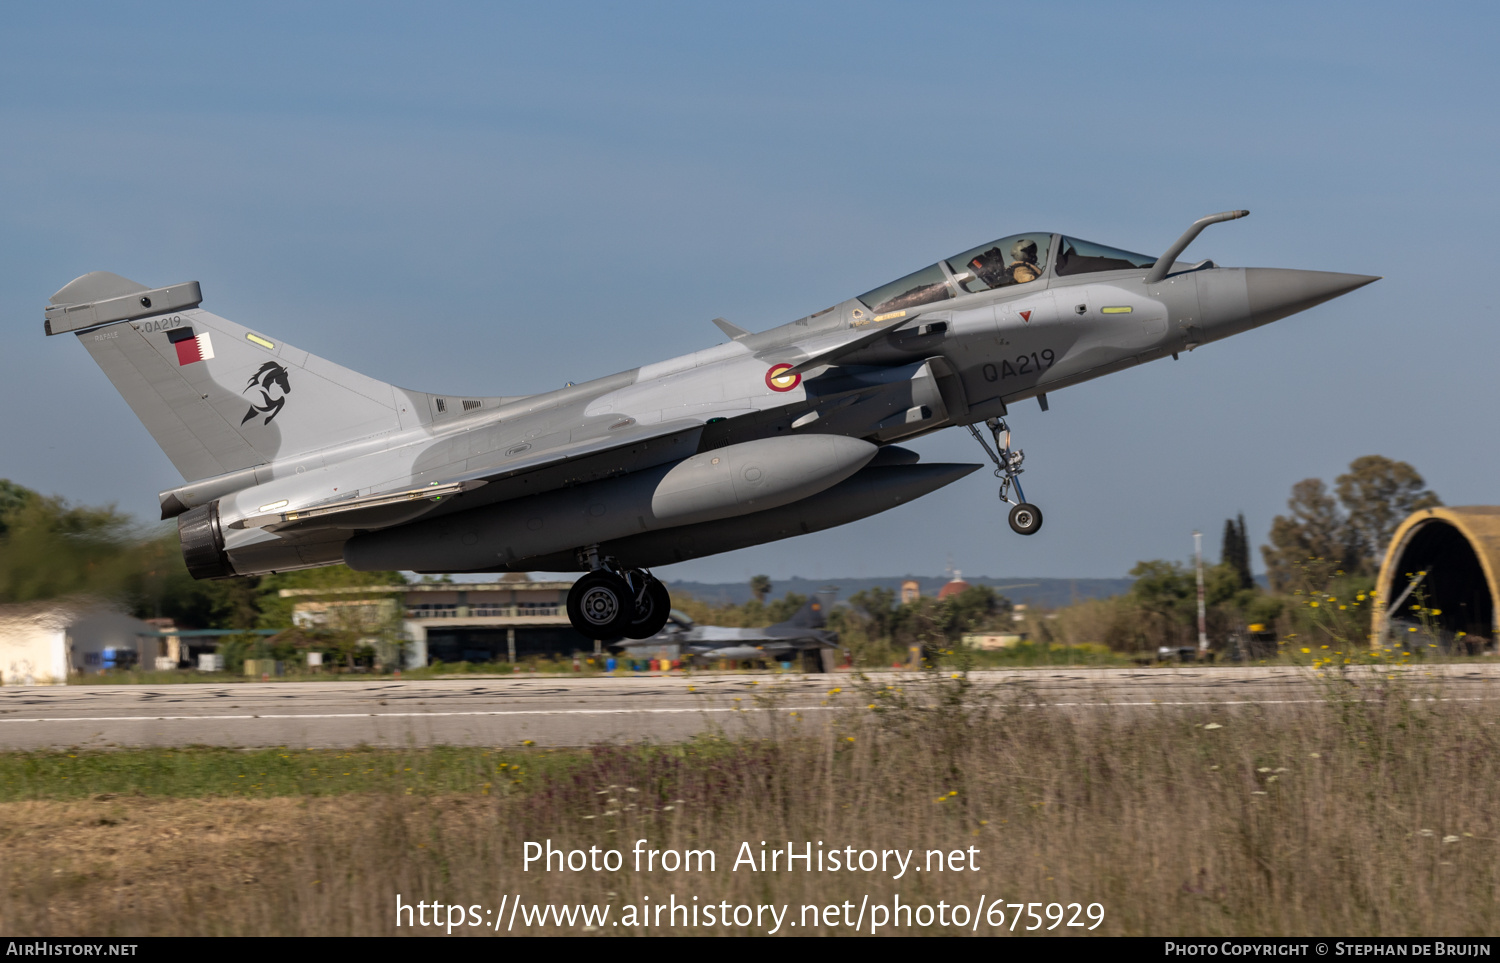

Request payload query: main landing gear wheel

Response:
[966,416,1044,537]
[1008,502,1043,535]
[567,571,635,640]
[623,575,672,640]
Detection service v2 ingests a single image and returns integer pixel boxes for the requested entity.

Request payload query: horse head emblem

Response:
[241,362,291,426]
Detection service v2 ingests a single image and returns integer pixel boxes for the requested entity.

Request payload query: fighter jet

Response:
[44,211,1376,642]
[622,591,841,671]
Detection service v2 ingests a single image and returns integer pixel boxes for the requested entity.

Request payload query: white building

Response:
[0,600,162,685]
[279,576,585,667]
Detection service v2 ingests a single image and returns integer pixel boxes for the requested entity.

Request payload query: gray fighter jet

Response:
[621,591,841,670]
[44,211,1376,641]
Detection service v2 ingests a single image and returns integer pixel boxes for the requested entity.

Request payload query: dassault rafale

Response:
[44,211,1376,642]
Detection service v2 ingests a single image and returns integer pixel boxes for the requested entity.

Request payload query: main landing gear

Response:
[966,417,1043,536]
[566,548,672,641]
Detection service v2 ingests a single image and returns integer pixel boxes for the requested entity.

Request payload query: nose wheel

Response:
[1008,502,1043,535]
[967,417,1043,536]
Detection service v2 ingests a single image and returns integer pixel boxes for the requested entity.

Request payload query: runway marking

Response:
[2,694,1495,725]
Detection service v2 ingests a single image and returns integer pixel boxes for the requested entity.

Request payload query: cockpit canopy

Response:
[948,233,1052,293]
[1054,237,1156,276]
[856,232,1158,316]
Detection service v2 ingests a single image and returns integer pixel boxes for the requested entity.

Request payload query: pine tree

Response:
[1234,513,1253,589]
[1220,518,1239,573]
[1220,515,1254,590]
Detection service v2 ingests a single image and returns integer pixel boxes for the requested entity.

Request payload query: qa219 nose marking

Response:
[983,349,1056,382]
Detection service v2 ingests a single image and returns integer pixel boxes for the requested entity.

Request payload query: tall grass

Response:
[0,746,568,801]
[3,670,1498,936]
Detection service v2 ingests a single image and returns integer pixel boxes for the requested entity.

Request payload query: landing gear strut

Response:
[623,569,672,640]
[966,417,1043,536]
[566,547,672,640]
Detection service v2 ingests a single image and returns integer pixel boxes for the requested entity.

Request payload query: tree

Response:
[254,566,408,670]
[255,565,407,630]
[847,586,897,641]
[0,480,406,634]
[1220,514,1253,590]
[0,486,139,603]
[939,584,1011,640]
[1261,456,1440,592]
[0,480,37,537]
[749,574,772,604]
[1262,478,1352,592]
[125,530,260,628]
[1336,455,1441,570]
[1128,560,1198,645]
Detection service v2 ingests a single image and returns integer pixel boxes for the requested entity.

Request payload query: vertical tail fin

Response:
[771,589,839,630]
[47,272,418,483]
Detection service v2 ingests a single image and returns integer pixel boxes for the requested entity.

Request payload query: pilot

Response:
[968,238,1044,288]
[1007,238,1042,284]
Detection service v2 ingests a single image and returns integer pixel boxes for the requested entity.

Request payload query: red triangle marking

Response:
[1019,310,1031,322]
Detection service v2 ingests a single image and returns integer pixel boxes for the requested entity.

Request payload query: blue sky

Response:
[2,2,1495,583]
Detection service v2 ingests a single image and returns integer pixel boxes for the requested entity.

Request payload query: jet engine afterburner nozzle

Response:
[177,502,234,579]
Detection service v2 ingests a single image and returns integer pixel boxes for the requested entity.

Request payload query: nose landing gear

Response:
[566,547,673,640]
[966,417,1043,536]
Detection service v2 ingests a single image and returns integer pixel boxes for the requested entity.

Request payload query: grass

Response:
[4,668,1500,936]
[0,746,576,801]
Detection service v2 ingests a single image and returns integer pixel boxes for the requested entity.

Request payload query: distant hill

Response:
[662,575,1137,610]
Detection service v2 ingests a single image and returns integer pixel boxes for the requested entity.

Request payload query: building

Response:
[936,571,971,600]
[280,575,590,667]
[962,633,1024,650]
[143,618,181,663]
[1374,507,1500,651]
[900,579,921,604]
[0,601,162,684]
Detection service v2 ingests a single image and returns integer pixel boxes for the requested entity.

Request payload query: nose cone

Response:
[1246,269,1379,327]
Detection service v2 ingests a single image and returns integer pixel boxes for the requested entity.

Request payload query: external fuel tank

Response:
[342,433,877,572]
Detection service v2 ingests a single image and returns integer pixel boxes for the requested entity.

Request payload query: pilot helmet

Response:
[1010,238,1038,263]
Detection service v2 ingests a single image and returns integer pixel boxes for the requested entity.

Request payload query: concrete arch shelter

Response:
[1374,507,1500,647]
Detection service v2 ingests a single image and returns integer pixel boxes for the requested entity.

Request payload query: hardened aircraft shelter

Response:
[1374,507,1500,649]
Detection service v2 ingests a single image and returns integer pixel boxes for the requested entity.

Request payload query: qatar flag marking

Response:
[168,327,215,366]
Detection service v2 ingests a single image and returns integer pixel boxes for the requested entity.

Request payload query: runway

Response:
[1,664,1497,750]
